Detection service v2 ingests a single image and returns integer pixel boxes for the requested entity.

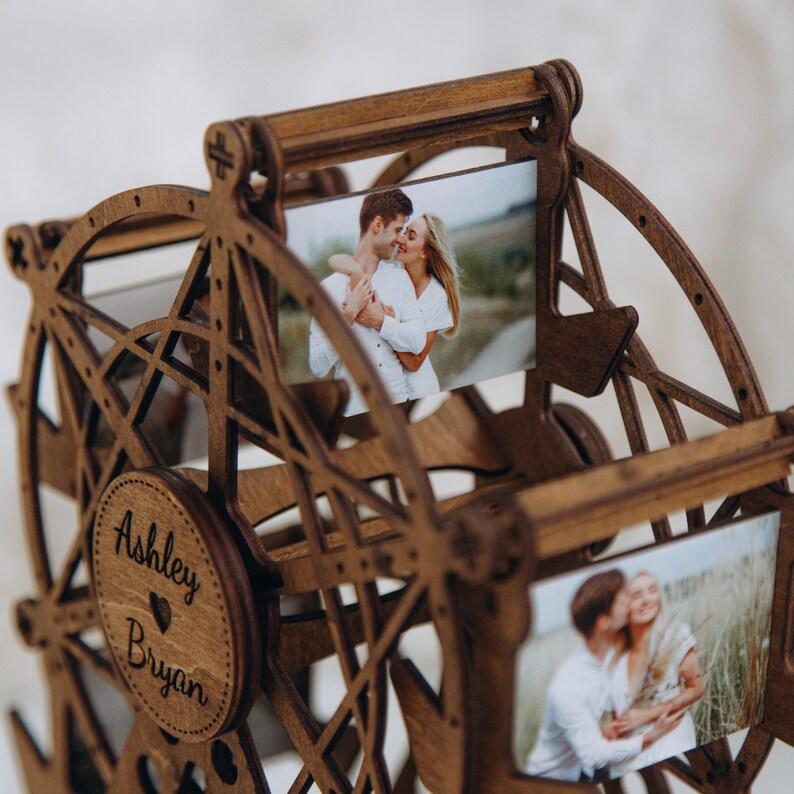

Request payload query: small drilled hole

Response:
[485,592,498,616]
[360,559,369,570]
[134,195,141,208]
[212,740,238,784]
[215,278,222,290]
[84,368,91,378]
[738,388,748,401]
[738,762,747,774]
[159,728,179,745]
[89,216,95,228]
[216,236,223,249]
[137,756,161,794]
[246,233,254,245]
[575,161,584,174]
[103,398,110,409]
[336,563,344,574]
[49,307,56,318]
[215,319,222,331]
[638,215,647,228]
[187,199,195,213]
[53,261,60,273]
[17,614,32,637]
[214,360,222,372]
[67,337,73,347]
[694,293,703,305]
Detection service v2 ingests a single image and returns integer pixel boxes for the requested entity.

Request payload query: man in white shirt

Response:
[526,569,683,782]
[308,189,425,416]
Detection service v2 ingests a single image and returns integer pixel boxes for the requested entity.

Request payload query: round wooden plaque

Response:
[92,468,260,742]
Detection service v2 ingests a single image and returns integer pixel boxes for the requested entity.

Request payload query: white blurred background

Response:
[1,1,793,791]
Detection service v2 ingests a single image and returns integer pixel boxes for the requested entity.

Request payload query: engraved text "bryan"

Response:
[127,617,209,705]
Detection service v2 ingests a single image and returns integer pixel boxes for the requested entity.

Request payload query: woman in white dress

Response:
[392,213,460,398]
[329,213,460,399]
[606,571,704,776]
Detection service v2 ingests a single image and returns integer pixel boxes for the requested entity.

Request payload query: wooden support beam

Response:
[261,67,550,171]
[518,412,794,559]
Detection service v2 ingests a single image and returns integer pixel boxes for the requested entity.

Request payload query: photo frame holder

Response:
[5,60,794,793]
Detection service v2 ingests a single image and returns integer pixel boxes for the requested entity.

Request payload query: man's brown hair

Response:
[359,188,413,236]
[570,569,626,638]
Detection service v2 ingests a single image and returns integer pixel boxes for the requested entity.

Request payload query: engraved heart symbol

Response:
[149,592,172,634]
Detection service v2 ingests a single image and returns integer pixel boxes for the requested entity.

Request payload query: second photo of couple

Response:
[278,159,538,414]
[526,568,702,782]
[514,514,779,784]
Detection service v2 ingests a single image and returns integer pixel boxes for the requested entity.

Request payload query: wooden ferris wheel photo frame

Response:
[5,58,794,793]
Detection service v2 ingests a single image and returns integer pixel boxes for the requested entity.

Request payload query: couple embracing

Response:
[308,188,460,416]
[527,569,704,782]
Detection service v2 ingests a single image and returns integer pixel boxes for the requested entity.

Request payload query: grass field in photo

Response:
[513,515,778,769]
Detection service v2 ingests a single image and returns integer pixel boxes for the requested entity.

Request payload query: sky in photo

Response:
[285,159,537,264]
[530,512,780,636]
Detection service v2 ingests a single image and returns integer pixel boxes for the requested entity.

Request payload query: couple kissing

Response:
[527,568,704,782]
[308,188,460,416]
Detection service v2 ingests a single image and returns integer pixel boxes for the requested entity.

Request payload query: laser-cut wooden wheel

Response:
[5,62,787,794]
[5,117,529,794]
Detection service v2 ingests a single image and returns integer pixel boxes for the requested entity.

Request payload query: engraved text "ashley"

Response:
[113,510,200,605]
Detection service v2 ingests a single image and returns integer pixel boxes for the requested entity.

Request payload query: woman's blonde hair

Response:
[422,213,461,337]
[621,571,665,651]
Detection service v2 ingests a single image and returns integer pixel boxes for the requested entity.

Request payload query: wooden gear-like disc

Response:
[92,467,260,742]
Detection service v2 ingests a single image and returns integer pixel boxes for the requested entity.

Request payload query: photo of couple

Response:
[307,188,460,416]
[515,513,779,784]
[280,159,537,415]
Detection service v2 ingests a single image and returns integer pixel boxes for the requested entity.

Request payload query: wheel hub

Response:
[92,467,261,742]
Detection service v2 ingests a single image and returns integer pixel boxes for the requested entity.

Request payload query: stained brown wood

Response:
[261,68,550,172]
[536,306,638,397]
[522,412,794,559]
[92,467,261,741]
[14,169,350,264]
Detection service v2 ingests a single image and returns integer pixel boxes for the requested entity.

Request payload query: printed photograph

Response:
[280,159,537,416]
[514,512,780,784]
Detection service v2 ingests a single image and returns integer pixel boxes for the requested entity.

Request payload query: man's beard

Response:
[377,243,397,261]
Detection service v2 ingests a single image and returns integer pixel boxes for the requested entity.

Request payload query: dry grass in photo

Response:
[513,528,777,767]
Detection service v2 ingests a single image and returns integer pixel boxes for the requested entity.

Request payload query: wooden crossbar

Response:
[519,412,794,559]
[261,67,549,171]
